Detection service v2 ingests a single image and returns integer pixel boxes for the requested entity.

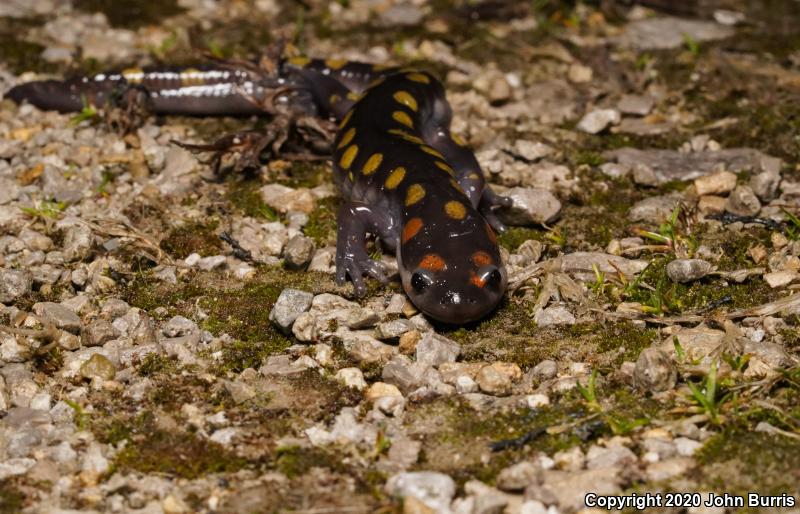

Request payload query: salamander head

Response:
[398,199,507,324]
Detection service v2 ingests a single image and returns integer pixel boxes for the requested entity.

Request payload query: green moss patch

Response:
[696,423,800,495]
[159,220,222,259]
[304,196,340,247]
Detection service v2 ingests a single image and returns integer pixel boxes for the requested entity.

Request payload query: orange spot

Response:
[402,217,423,243]
[471,251,493,267]
[469,271,487,288]
[419,253,446,271]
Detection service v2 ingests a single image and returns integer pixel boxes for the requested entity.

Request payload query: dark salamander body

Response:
[6,57,509,324]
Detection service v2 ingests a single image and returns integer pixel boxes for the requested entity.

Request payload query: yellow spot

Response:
[392,111,414,128]
[339,109,354,128]
[452,133,468,146]
[466,172,481,180]
[368,77,386,89]
[121,67,144,83]
[444,200,467,220]
[348,171,354,182]
[325,58,347,70]
[288,56,311,67]
[337,127,356,149]
[406,72,430,84]
[373,63,393,71]
[330,94,341,105]
[402,217,423,243]
[420,145,445,159]
[450,179,465,194]
[362,153,383,175]
[388,129,423,145]
[393,90,418,111]
[385,167,406,189]
[339,144,359,169]
[405,184,426,206]
[435,161,455,175]
[346,91,362,102]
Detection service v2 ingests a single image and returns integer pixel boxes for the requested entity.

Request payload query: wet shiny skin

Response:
[6,58,510,324]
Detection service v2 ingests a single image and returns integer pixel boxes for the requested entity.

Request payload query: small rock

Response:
[32,302,81,333]
[617,94,654,116]
[764,270,798,288]
[577,109,620,134]
[750,170,781,201]
[530,360,557,381]
[455,375,479,394]
[634,347,677,392]
[366,382,403,401]
[632,163,659,186]
[476,362,522,396]
[646,457,694,482]
[269,289,314,334]
[223,380,256,404]
[79,354,116,381]
[346,307,380,329]
[666,259,713,283]
[336,367,367,390]
[514,140,553,161]
[629,194,682,224]
[162,315,197,337]
[534,306,575,327]
[385,471,456,513]
[694,170,737,196]
[567,63,593,83]
[497,461,540,491]
[82,319,120,347]
[725,185,761,216]
[697,195,727,215]
[375,318,415,341]
[416,332,461,367]
[283,235,315,270]
[399,329,422,355]
[0,269,32,304]
[586,444,637,470]
[498,187,561,225]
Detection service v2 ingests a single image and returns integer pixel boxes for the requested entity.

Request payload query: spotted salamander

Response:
[6,57,510,323]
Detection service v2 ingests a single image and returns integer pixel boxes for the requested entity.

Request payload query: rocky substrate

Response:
[1,0,800,513]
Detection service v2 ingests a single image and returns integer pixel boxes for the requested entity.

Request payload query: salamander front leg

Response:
[335,201,393,297]
[479,186,513,233]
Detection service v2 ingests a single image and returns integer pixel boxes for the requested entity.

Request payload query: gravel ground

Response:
[1,1,800,513]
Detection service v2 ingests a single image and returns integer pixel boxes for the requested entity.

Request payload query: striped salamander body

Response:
[6,57,509,324]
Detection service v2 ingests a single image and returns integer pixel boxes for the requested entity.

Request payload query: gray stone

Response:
[629,194,682,224]
[0,269,32,304]
[162,315,197,337]
[498,187,561,226]
[534,306,576,327]
[269,289,313,334]
[634,347,677,392]
[346,307,380,329]
[101,298,130,319]
[617,16,733,50]
[750,170,781,201]
[336,367,367,390]
[382,356,432,394]
[536,467,622,512]
[374,318,415,341]
[586,444,637,470]
[476,362,522,396]
[617,94,654,116]
[577,108,620,134]
[530,360,557,381]
[514,140,553,161]
[666,259,714,283]
[694,170,737,196]
[223,380,256,404]
[605,147,772,184]
[385,471,456,512]
[32,302,81,333]
[283,234,315,270]
[79,353,116,380]
[725,185,761,216]
[82,319,120,347]
[62,223,93,262]
[416,332,461,367]
[497,461,540,491]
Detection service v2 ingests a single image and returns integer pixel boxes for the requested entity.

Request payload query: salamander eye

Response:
[411,270,434,293]
[478,266,503,289]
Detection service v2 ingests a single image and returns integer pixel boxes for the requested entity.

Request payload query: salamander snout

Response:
[403,262,507,324]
